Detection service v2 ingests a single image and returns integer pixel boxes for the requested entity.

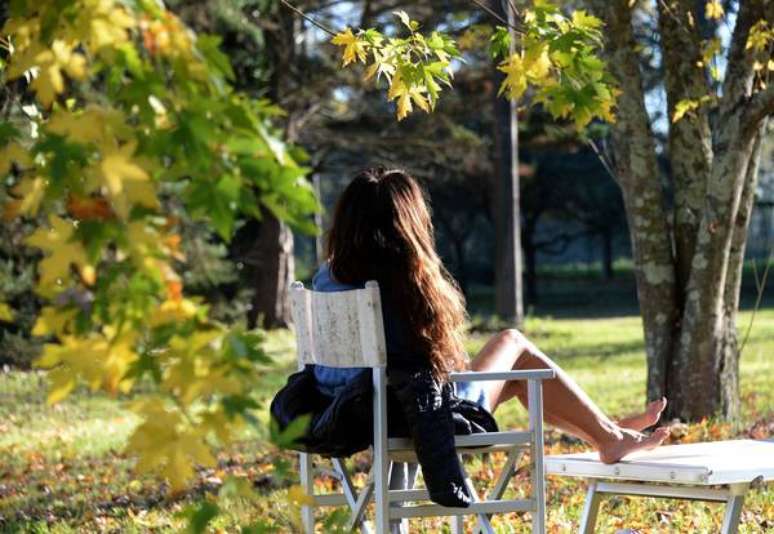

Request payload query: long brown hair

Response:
[327,167,467,379]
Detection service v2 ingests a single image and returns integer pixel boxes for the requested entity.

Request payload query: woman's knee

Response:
[497,328,526,347]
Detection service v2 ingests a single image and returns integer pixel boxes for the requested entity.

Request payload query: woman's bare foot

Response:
[598,426,670,464]
[617,397,667,432]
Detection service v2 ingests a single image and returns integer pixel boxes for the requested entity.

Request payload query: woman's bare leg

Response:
[470,329,669,464]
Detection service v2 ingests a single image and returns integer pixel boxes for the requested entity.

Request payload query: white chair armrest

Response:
[448,369,555,382]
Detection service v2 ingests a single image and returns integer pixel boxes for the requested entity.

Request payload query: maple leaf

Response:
[705,1,724,20]
[8,176,47,217]
[98,141,155,218]
[0,303,13,322]
[8,40,87,107]
[25,215,92,297]
[498,54,528,100]
[0,142,32,176]
[32,306,78,337]
[331,28,368,66]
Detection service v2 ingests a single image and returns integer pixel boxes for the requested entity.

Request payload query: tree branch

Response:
[719,0,768,117]
[745,85,774,128]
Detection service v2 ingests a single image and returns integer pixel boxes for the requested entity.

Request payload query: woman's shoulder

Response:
[312,262,361,292]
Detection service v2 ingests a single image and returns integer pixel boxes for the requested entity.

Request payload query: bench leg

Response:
[579,481,602,534]
[720,484,748,534]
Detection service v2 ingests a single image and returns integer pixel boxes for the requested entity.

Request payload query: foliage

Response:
[332,10,461,121]
[0,0,317,494]
[331,4,616,128]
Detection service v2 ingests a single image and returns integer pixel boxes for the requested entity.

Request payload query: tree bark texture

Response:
[239,213,295,330]
[589,0,771,420]
[491,0,524,326]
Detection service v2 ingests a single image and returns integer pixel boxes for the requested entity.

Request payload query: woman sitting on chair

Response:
[312,166,669,467]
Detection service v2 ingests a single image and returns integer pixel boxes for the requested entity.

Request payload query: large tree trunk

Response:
[237,3,297,329]
[590,0,679,404]
[667,0,767,420]
[240,213,295,329]
[589,0,770,420]
[491,0,524,326]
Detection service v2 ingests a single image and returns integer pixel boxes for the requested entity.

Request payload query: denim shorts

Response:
[453,380,492,413]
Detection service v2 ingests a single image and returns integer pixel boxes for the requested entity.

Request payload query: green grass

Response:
[1,310,773,533]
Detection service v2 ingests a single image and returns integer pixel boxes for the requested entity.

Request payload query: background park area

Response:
[1,0,773,532]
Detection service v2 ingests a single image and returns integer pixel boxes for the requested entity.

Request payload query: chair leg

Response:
[299,452,315,534]
[372,368,390,533]
[579,481,602,534]
[389,462,415,534]
[528,379,546,534]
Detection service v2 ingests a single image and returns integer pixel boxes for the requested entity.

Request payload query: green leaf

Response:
[180,501,219,534]
[271,413,312,449]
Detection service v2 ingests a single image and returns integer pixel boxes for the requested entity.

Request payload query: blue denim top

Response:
[311,263,366,395]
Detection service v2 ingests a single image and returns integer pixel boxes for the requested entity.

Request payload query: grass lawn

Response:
[1,309,772,533]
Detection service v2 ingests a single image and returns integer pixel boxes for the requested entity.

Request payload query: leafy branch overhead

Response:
[332,11,460,121]
[332,5,617,129]
[0,0,317,493]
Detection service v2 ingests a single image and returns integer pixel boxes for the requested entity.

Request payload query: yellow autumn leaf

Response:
[32,306,78,337]
[87,4,135,49]
[98,141,152,218]
[9,176,47,217]
[331,28,367,67]
[498,53,527,100]
[128,399,217,492]
[0,303,14,322]
[287,484,315,506]
[7,40,88,107]
[0,142,32,176]
[410,89,430,113]
[673,99,699,123]
[746,22,772,51]
[25,215,92,296]
[396,93,412,121]
[704,1,724,20]
[524,45,552,81]
[46,367,77,405]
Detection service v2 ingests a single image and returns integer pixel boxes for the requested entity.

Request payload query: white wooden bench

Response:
[545,439,774,534]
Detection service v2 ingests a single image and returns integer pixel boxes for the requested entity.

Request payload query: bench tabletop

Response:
[545,439,774,485]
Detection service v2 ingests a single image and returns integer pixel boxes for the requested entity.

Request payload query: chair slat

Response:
[389,431,532,451]
[390,499,534,519]
[290,281,387,367]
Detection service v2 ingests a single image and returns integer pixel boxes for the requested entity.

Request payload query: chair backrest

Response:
[289,280,388,368]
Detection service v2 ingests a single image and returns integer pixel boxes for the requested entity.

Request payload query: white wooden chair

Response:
[289,280,555,533]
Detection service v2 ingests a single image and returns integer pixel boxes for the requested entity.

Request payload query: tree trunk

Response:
[491,0,524,326]
[240,212,295,329]
[667,0,766,420]
[717,126,765,422]
[601,228,614,280]
[589,0,770,420]
[589,0,679,405]
[522,219,538,305]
